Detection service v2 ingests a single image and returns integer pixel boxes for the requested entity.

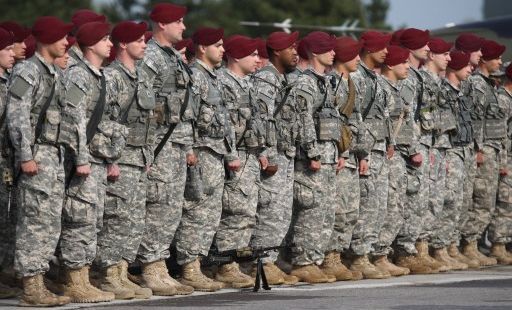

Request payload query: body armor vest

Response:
[447,86,473,146]
[483,83,507,140]
[360,71,386,141]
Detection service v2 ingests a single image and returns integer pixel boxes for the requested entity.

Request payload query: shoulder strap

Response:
[86,74,107,144]
[339,76,356,118]
[361,76,378,120]
[412,69,424,122]
[31,57,56,142]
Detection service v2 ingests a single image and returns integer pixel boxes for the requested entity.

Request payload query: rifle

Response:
[203,244,294,292]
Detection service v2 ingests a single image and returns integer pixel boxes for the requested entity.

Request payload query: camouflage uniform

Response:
[59,58,127,269]
[462,70,507,243]
[67,45,84,69]
[488,86,512,243]
[249,64,293,263]
[288,68,340,265]
[174,59,236,265]
[94,61,156,268]
[214,69,262,252]
[349,62,390,257]
[374,76,419,256]
[6,54,65,277]
[137,40,194,264]
[437,80,474,246]
[326,73,361,253]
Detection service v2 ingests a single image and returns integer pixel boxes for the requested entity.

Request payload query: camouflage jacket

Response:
[400,67,430,147]
[67,45,84,69]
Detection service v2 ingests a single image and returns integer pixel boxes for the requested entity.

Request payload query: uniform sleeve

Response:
[295,78,320,159]
[252,71,279,159]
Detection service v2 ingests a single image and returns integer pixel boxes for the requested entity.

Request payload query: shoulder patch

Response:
[9,76,32,98]
[66,83,86,107]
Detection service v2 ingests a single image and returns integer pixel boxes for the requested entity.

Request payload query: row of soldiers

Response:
[0,2,512,307]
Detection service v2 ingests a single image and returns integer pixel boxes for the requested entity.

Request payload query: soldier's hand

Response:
[107,164,120,181]
[186,152,198,166]
[227,159,241,171]
[410,153,423,167]
[21,160,38,176]
[259,156,269,170]
[336,158,345,174]
[476,151,484,167]
[387,145,395,159]
[359,159,369,175]
[75,164,91,177]
[500,168,508,176]
[309,160,321,172]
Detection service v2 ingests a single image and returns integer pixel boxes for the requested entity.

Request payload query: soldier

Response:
[323,36,364,282]
[256,38,269,69]
[0,21,30,61]
[6,16,72,307]
[438,51,480,268]
[54,37,75,71]
[372,45,421,277]
[136,2,196,295]
[461,39,507,266]
[286,31,344,283]
[68,9,107,67]
[93,21,155,300]
[348,31,392,279]
[488,62,512,264]
[57,21,118,303]
[174,27,250,289]
[175,38,193,64]
[248,31,300,285]
[455,33,483,71]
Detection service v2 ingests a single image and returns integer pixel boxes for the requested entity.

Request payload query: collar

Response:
[35,52,57,75]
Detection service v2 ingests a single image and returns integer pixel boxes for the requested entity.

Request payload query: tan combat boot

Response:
[98,264,135,299]
[447,243,480,269]
[216,262,255,288]
[152,260,194,295]
[117,260,152,299]
[290,264,330,283]
[19,274,71,307]
[490,243,512,265]
[61,267,114,303]
[251,263,285,285]
[462,240,498,266]
[433,247,468,270]
[180,259,223,292]
[395,254,435,274]
[139,261,178,296]
[416,240,447,272]
[0,281,17,299]
[320,252,356,281]
[373,255,410,277]
[350,255,390,279]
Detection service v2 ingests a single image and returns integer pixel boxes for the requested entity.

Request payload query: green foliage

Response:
[0,0,92,26]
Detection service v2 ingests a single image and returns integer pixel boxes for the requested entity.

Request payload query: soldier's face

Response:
[432,51,451,71]
[126,35,146,61]
[238,50,260,75]
[411,44,429,61]
[0,45,15,70]
[164,18,186,44]
[47,36,69,58]
[178,47,188,64]
[470,49,482,66]
[279,43,298,71]
[316,50,335,67]
[393,60,410,80]
[54,51,70,70]
[455,64,472,81]
[370,47,388,64]
[485,56,502,74]
[13,41,27,60]
[92,35,113,59]
[204,40,224,66]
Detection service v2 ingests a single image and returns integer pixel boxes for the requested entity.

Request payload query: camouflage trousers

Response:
[430,148,465,248]
[426,148,447,248]
[489,156,512,244]
[137,142,188,264]
[95,164,147,268]
[326,166,360,253]
[290,160,337,265]
[462,145,499,242]
[350,151,389,256]
[374,151,409,256]
[14,144,65,277]
[0,157,17,271]
[60,162,106,269]
[457,146,477,244]
[250,153,294,263]
[215,150,260,252]
[175,147,225,265]
[395,144,430,254]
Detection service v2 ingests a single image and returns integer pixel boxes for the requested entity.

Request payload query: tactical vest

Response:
[389,84,414,145]
[193,63,229,139]
[74,61,106,123]
[447,86,473,146]
[418,71,439,131]
[114,63,156,148]
[359,67,387,141]
[303,69,341,142]
[154,46,192,125]
[483,83,507,140]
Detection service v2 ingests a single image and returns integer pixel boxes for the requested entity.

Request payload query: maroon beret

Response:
[256,38,268,59]
[112,21,147,44]
[76,22,110,47]
[384,45,410,66]
[390,29,405,46]
[144,31,152,43]
[175,38,193,51]
[455,33,483,53]
[150,3,187,23]
[266,31,299,51]
[0,21,31,43]
[225,35,259,59]
[32,16,73,44]
[304,31,336,55]
[0,28,14,50]
[223,35,244,49]
[506,62,512,80]
[334,36,362,63]
[481,39,506,61]
[399,28,430,50]
[24,35,36,58]
[447,51,470,71]
[428,37,453,54]
[71,9,107,34]
[297,39,308,60]
[66,36,76,52]
[360,31,391,53]
[192,27,224,46]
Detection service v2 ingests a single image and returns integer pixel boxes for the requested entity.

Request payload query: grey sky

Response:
[386,0,483,30]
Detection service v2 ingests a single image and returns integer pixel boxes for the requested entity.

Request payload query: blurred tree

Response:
[364,0,391,30]
[0,0,92,26]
